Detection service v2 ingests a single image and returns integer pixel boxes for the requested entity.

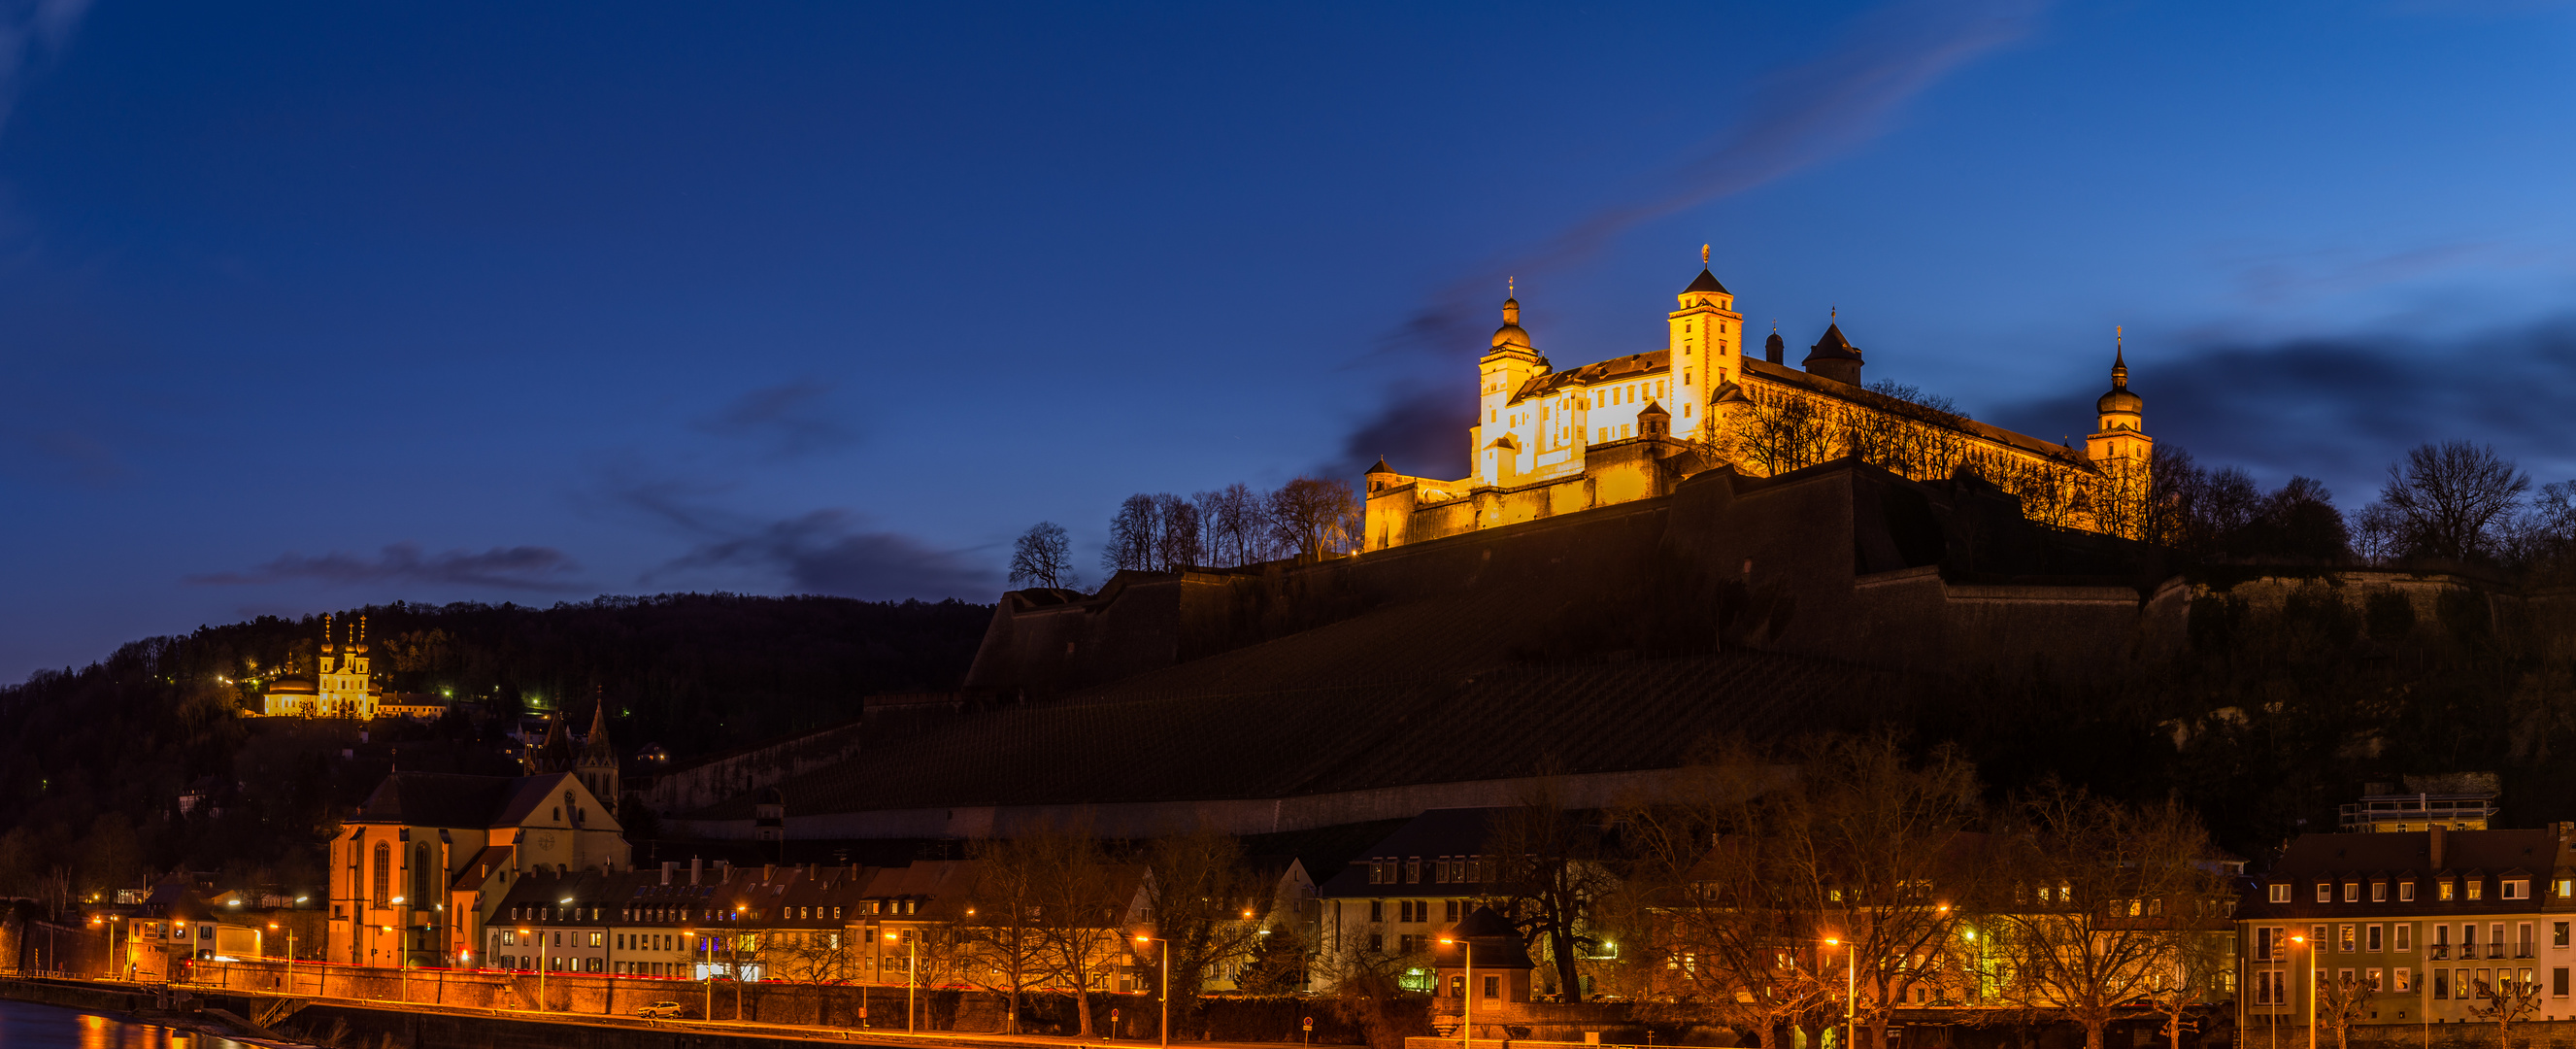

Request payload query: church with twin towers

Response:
[1362,249,2152,550]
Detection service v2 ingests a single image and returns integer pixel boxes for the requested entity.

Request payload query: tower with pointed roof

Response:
[577,699,619,804]
[1802,318,1864,387]
[1668,245,1745,441]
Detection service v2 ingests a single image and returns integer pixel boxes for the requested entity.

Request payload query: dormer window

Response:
[2316,883,2331,903]
[2269,884,2291,903]
[2371,882,2387,902]
[2468,879,2485,901]
[2343,882,2359,902]
[2504,879,2529,899]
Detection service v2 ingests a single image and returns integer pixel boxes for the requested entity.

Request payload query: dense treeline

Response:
[0,592,990,909]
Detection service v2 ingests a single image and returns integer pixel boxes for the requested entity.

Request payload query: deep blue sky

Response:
[7,0,2576,680]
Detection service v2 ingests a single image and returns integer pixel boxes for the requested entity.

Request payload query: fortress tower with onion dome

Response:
[1362,250,2152,551]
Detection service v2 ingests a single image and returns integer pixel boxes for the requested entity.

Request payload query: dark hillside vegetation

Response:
[0,592,990,905]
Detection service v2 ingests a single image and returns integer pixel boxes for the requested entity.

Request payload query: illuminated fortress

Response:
[1363,253,2151,550]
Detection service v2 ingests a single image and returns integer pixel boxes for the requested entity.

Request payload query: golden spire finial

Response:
[1701,244,1710,265]
[2116,324,2124,349]
[1508,276,1515,298]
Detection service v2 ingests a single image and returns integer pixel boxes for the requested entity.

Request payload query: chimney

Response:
[763,863,776,883]
[689,857,703,886]
[661,862,676,886]
[2430,824,2447,869]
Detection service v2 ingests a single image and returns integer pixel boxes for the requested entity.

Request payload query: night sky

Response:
[7,1,2576,680]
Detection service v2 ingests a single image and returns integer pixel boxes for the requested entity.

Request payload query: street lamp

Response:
[885,931,918,1032]
[1824,937,1856,1049]
[2293,933,2313,1049]
[1440,935,1472,1049]
[1136,933,1171,1049]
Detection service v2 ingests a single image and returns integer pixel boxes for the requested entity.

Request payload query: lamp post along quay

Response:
[1440,935,1472,1049]
[885,931,918,1032]
[1135,933,1170,1049]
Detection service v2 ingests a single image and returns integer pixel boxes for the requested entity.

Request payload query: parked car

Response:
[638,1002,686,1020]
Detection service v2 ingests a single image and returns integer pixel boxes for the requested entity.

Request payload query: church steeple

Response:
[2087,326,2151,471]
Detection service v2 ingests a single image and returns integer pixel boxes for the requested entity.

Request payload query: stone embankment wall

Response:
[0,966,1370,1045]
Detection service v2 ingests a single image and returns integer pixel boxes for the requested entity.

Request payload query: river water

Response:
[0,1000,255,1049]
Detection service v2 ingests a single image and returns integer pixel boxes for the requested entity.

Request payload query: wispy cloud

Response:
[693,379,857,458]
[1991,314,2576,494]
[1377,0,2049,360]
[1321,380,1477,483]
[0,0,91,134]
[186,543,584,591]
[619,480,999,600]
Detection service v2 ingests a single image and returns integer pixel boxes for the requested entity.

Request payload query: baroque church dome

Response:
[2097,348,2142,416]
[1491,295,1531,351]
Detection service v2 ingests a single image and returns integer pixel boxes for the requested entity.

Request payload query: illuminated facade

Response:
[1364,254,2152,551]
[260,614,382,719]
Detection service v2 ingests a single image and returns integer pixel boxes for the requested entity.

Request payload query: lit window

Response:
[2269,884,2291,903]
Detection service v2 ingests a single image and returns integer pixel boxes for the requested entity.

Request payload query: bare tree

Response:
[1486,777,1620,1002]
[2353,501,2404,565]
[1105,494,1162,575]
[2379,440,2530,561]
[1153,493,1203,571]
[2141,928,2233,1049]
[1987,783,2230,1049]
[1792,735,1983,1049]
[1738,395,1833,477]
[1267,477,1360,560]
[1008,522,1075,590]
[1023,825,1127,1037]
[1194,484,1275,568]
[2469,971,2544,1049]
[2313,970,2377,1049]
[1141,825,1275,1026]
[955,837,1057,1033]
[1615,739,1832,1049]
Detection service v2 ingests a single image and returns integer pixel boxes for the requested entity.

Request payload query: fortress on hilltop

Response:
[1364,251,2152,551]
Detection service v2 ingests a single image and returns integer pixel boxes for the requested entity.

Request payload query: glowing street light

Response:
[1136,932,1171,1049]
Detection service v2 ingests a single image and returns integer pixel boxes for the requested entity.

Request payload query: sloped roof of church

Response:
[352,773,525,829]
[1684,267,1729,295]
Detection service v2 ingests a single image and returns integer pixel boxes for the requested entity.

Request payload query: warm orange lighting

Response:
[1242,909,1255,919]
[1823,937,1839,946]
[886,933,898,942]
[1439,937,1456,946]
[1136,934,1152,945]
[2292,934,2306,943]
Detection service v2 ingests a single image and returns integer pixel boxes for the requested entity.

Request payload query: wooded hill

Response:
[0,593,992,906]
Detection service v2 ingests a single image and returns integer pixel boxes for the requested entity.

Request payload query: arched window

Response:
[413,843,433,903]
[372,841,391,908]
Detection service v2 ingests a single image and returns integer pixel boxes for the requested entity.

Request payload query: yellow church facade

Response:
[257,615,447,719]
[1363,255,2152,551]
[260,614,383,719]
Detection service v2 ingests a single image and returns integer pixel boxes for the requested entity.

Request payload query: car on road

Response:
[638,1002,686,1020]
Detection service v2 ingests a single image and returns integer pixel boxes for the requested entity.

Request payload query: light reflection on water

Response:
[0,1000,251,1049]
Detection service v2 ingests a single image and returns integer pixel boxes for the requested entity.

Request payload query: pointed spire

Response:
[2112,326,2129,389]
